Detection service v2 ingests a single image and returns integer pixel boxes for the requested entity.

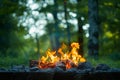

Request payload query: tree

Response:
[64,0,71,45]
[52,0,60,50]
[0,0,27,57]
[99,0,120,55]
[38,0,61,51]
[77,0,84,56]
[88,0,99,57]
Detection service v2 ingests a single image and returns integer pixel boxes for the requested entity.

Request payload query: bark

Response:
[88,0,99,57]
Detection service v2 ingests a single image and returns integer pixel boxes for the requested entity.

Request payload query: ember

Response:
[38,42,86,69]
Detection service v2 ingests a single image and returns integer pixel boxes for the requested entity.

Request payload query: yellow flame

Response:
[38,42,86,69]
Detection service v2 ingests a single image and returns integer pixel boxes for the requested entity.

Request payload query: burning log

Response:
[29,60,39,67]
[37,42,86,69]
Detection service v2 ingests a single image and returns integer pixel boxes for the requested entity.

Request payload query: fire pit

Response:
[0,42,120,80]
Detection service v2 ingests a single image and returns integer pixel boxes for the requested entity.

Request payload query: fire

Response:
[38,42,86,69]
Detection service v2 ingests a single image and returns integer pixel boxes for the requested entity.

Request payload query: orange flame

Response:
[38,42,86,69]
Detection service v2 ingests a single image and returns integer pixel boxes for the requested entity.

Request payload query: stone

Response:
[30,66,40,71]
[0,68,7,72]
[66,68,77,73]
[53,67,64,72]
[77,62,93,70]
[95,64,110,71]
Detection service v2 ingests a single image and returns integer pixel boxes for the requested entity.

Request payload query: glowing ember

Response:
[38,42,86,69]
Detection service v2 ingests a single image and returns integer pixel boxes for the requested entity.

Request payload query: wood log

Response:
[29,60,39,67]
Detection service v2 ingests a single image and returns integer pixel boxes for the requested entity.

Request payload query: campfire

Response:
[38,42,86,69]
[0,42,120,80]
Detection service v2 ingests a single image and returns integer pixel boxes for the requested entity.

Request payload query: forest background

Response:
[0,0,120,68]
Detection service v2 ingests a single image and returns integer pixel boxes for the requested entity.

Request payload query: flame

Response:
[38,42,86,69]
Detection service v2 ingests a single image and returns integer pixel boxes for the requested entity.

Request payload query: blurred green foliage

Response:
[86,56,120,68]
[0,0,120,68]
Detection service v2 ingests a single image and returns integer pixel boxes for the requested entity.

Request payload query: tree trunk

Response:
[77,0,84,56]
[64,0,71,45]
[35,34,40,58]
[53,0,60,50]
[88,0,99,57]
